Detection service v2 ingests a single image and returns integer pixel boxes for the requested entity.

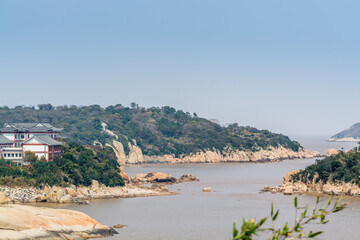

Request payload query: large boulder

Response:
[0,192,9,204]
[145,172,177,183]
[177,174,199,183]
[283,186,294,195]
[0,204,117,239]
[202,187,211,192]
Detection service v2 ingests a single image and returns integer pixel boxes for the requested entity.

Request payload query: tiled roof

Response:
[0,135,12,145]
[0,123,63,132]
[24,135,62,146]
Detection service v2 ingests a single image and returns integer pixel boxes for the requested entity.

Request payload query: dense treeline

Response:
[0,104,302,156]
[292,146,360,185]
[0,140,124,187]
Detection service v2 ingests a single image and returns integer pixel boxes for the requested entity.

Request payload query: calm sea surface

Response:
[60,136,359,240]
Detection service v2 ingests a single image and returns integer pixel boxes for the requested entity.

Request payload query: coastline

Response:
[0,182,176,205]
[123,154,323,166]
[110,139,321,165]
[262,170,360,199]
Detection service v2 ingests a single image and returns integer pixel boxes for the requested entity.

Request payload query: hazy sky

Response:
[1,1,359,136]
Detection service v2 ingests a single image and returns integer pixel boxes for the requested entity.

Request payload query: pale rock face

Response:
[283,186,294,195]
[0,192,9,204]
[325,149,340,157]
[65,187,77,197]
[107,137,319,165]
[283,170,299,184]
[322,183,343,195]
[0,204,114,239]
[127,142,145,164]
[108,140,127,165]
[294,182,308,192]
[91,180,100,191]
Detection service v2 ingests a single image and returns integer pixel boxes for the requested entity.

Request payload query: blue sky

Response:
[0,0,359,136]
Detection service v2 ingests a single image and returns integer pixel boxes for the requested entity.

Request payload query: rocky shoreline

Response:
[0,173,198,204]
[0,204,117,239]
[109,139,321,165]
[0,172,199,239]
[262,170,360,198]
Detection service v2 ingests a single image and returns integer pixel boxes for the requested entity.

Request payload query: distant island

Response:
[328,122,360,142]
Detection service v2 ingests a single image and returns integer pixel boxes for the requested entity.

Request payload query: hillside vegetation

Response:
[0,104,302,157]
[0,140,124,187]
[292,146,360,186]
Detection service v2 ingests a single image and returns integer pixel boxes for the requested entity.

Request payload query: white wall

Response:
[23,145,48,152]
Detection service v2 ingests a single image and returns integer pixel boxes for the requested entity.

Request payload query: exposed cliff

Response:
[110,140,319,165]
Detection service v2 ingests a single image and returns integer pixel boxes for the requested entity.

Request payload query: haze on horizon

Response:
[0,0,359,137]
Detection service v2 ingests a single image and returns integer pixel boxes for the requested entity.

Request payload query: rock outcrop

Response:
[325,149,340,157]
[0,204,116,239]
[262,170,360,198]
[0,183,175,204]
[133,172,200,185]
[110,140,320,165]
[202,187,211,192]
[177,174,200,183]
[134,172,177,183]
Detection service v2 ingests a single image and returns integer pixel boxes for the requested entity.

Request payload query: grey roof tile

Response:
[24,135,62,146]
[0,135,12,145]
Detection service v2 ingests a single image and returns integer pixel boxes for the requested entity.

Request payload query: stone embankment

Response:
[262,170,360,197]
[0,204,117,239]
[109,140,320,165]
[0,172,198,204]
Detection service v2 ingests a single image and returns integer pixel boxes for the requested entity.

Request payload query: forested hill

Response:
[0,104,302,156]
[293,146,360,186]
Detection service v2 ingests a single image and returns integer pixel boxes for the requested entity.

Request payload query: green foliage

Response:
[292,148,360,185]
[233,195,347,240]
[0,141,124,187]
[23,151,38,164]
[0,104,302,157]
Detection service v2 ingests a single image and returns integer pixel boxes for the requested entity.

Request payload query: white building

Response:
[0,123,63,165]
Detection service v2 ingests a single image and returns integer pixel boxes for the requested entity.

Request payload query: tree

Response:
[39,156,47,162]
[232,195,347,240]
[23,151,38,165]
